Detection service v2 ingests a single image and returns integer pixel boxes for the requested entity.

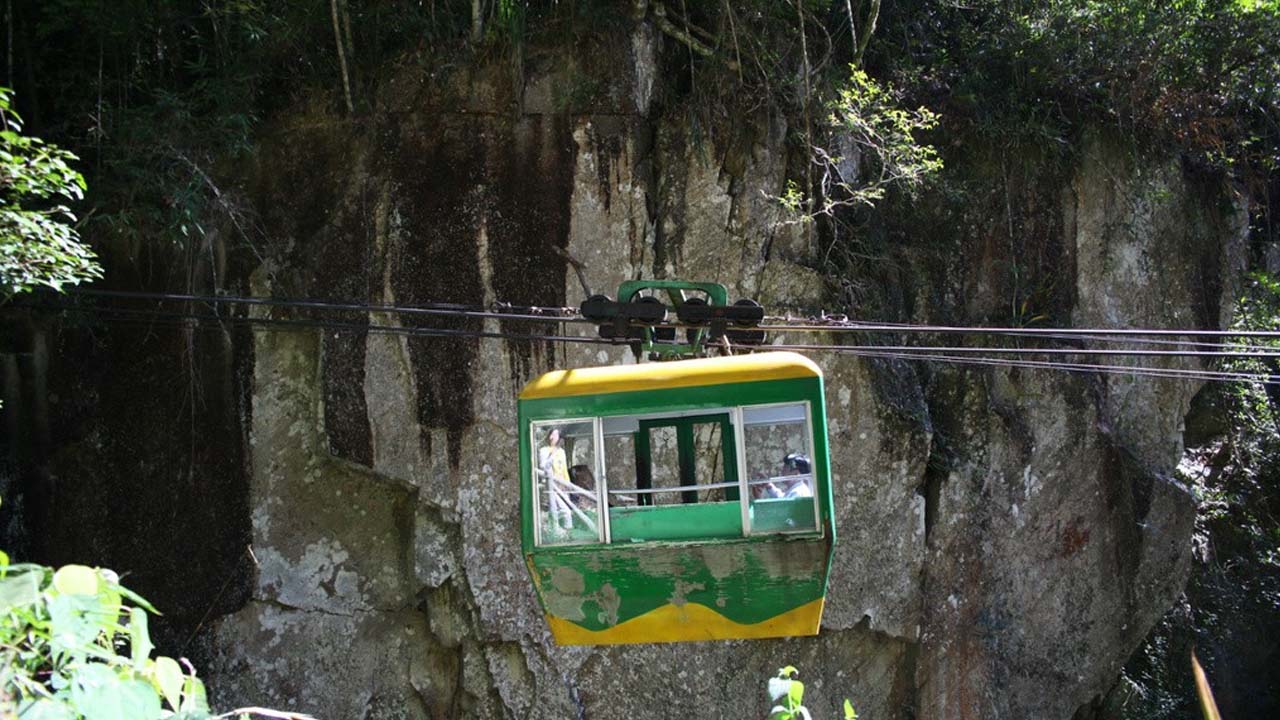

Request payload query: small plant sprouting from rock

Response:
[779,69,943,224]
[0,553,310,720]
[766,665,858,720]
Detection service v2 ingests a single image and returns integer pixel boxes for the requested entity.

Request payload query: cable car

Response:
[519,351,835,645]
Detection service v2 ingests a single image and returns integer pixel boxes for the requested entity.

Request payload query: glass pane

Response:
[691,421,727,502]
[647,425,681,505]
[743,404,817,533]
[602,429,638,510]
[533,420,599,546]
[605,413,743,542]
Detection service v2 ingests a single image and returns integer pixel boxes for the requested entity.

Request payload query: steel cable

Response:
[19,301,1277,385]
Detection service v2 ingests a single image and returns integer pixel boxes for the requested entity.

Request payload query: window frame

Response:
[530,416,606,548]
[633,412,737,506]
[528,399,823,547]
[738,400,822,537]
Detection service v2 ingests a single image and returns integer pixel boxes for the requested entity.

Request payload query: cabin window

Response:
[529,402,819,546]
[531,419,604,546]
[631,414,736,506]
[742,403,819,534]
[599,411,740,542]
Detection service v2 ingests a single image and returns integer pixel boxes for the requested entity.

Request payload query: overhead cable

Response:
[64,289,1280,341]
[20,302,1278,386]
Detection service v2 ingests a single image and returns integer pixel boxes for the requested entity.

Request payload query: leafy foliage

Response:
[0,89,99,296]
[767,666,810,720]
[0,555,310,720]
[875,0,1280,173]
[764,666,858,720]
[815,68,942,211]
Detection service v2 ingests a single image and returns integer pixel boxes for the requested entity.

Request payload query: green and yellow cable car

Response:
[519,351,835,645]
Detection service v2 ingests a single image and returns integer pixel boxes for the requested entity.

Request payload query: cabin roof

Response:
[518,351,821,400]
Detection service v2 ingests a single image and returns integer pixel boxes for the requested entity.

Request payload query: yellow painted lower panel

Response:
[546,598,826,645]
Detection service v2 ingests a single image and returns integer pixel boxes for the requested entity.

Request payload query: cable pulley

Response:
[578,281,766,360]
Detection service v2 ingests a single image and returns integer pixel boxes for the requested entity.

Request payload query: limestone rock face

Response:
[1069,136,1248,473]
[916,369,1197,719]
[11,24,1246,720]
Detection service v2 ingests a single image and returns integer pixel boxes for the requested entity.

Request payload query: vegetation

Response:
[797,68,943,216]
[5,0,1280,716]
[0,89,98,296]
[765,666,857,720]
[11,1,1277,268]
[874,0,1280,168]
[0,556,305,720]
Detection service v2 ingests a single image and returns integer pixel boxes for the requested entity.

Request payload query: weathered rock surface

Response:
[3,21,1248,720]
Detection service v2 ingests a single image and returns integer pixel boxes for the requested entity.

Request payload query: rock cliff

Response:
[0,23,1247,720]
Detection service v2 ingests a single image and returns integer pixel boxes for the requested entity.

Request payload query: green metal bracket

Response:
[616,280,730,306]
[615,280,729,359]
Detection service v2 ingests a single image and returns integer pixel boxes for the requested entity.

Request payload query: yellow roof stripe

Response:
[518,351,821,400]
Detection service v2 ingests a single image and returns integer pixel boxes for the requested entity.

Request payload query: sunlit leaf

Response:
[129,607,154,669]
[15,698,75,720]
[48,593,108,656]
[180,673,210,713]
[788,679,805,706]
[71,664,161,720]
[0,567,40,611]
[153,656,185,710]
[52,565,98,596]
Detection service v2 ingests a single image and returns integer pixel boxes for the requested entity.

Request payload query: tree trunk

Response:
[471,0,485,44]
[330,0,354,114]
[854,0,880,66]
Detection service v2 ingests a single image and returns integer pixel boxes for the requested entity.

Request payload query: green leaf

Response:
[0,567,40,611]
[129,607,154,669]
[153,656,184,710]
[844,699,858,720]
[52,565,99,596]
[180,674,210,713]
[70,665,162,720]
[111,582,160,614]
[788,679,805,706]
[15,698,75,720]
[49,593,109,656]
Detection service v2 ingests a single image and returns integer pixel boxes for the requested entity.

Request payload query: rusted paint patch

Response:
[550,565,586,595]
[592,582,621,626]
[670,580,705,608]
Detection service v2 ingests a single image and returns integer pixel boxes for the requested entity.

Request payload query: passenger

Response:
[755,452,813,499]
[750,470,776,499]
[779,452,813,498]
[537,428,573,533]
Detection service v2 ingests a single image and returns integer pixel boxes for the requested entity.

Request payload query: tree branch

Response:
[854,0,880,66]
[329,0,354,114]
[650,1,739,72]
[551,245,593,299]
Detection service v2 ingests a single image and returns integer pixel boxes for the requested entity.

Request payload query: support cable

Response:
[17,301,1277,386]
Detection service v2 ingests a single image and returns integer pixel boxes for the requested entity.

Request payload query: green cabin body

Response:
[518,352,836,645]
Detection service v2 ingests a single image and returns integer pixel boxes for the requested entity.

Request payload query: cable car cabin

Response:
[518,351,835,645]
